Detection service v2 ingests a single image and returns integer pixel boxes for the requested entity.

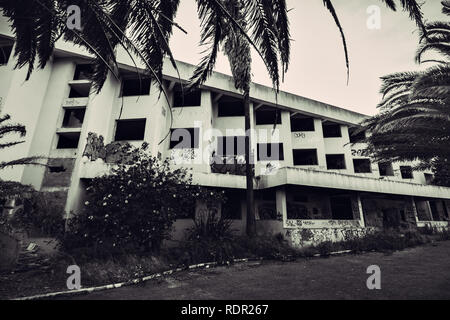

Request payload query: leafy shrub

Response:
[0,180,35,234]
[233,234,297,260]
[182,208,236,264]
[9,192,65,238]
[62,143,225,255]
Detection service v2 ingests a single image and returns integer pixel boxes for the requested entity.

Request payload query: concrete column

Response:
[356,193,365,228]
[426,200,435,221]
[276,187,288,228]
[411,197,420,224]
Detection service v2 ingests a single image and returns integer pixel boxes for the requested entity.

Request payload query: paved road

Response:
[67,241,450,300]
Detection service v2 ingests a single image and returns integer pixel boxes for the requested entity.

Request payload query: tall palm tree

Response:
[1,0,426,236]
[189,0,425,236]
[361,0,450,184]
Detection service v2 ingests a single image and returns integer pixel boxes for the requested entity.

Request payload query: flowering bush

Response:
[63,143,225,254]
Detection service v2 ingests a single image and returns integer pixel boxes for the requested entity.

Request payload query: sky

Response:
[168,0,446,115]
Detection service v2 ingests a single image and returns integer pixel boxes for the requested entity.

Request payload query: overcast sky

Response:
[169,0,446,115]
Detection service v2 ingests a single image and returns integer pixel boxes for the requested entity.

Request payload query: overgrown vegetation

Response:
[61,143,225,255]
[7,192,65,238]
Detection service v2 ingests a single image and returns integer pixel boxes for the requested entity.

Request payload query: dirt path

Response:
[64,241,450,300]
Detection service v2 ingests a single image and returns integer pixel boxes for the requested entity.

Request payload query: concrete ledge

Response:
[261,167,450,199]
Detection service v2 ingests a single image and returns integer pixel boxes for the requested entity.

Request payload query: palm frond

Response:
[322,0,349,84]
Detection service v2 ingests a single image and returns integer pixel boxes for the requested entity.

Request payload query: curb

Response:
[11,257,264,301]
[11,250,355,300]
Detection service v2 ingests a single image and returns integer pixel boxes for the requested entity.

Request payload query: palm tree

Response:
[0,114,42,170]
[0,0,426,236]
[361,0,450,184]
[189,0,425,236]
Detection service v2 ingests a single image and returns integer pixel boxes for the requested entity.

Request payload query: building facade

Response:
[1,30,450,248]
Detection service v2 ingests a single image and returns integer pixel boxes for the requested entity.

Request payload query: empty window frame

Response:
[443,201,449,219]
[73,64,94,80]
[217,136,246,156]
[400,166,413,179]
[429,201,442,221]
[291,116,315,132]
[62,108,85,128]
[68,85,90,98]
[326,154,346,170]
[424,173,434,185]
[293,149,318,166]
[173,84,201,107]
[169,128,200,149]
[378,162,394,176]
[121,78,151,96]
[353,158,372,173]
[218,96,245,117]
[56,132,80,149]
[114,119,146,141]
[0,37,14,66]
[330,196,354,220]
[255,107,282,125]
[349,128,366,143]
[222,189,242,220]
[322,122,342,138]
[257,189,277,220]
[257,143,285,161]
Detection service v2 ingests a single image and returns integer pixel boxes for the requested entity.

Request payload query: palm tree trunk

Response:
[244,90,256,237]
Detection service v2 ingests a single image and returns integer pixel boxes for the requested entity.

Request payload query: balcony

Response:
[259,167,450,199]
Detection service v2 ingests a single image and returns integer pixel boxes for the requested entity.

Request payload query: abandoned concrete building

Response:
[1,29,450,248]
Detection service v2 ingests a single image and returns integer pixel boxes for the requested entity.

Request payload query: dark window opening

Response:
[291,116,315,132]
[173,84,201,107]
[217,136,246,156]
[218,96,245,117]
[49,166,66,173]
[222,190,242,220]
[353,159,372,173]
[259,189,276,202]
[378,162,394,176]
[400,166,413,179]
[429,201,441,221]
[68,86,90,98]
[293,194,308,203]
[114,119,146,141]
[400,210,406,222]
[121,78,151,96]
[293,149,318,166]
[287,203,308,219]
[349,128,366,143]
[326,154,346,170]
[62,108,85,128]
[425,173,434,185]
[257,189,277,220]
[255,107,282,125]
[443,201,449,218]
[257,143,284,161]
[73,64,94,80]
[57,133,80,149]
[0,38,14,66]
[322,122,342,138]
[330,196,354,220]
[170,128,200,149]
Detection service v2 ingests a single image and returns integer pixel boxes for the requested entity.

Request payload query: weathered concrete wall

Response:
[42,158,76,188]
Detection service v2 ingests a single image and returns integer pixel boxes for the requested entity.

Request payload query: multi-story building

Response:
[1,29,449,247]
